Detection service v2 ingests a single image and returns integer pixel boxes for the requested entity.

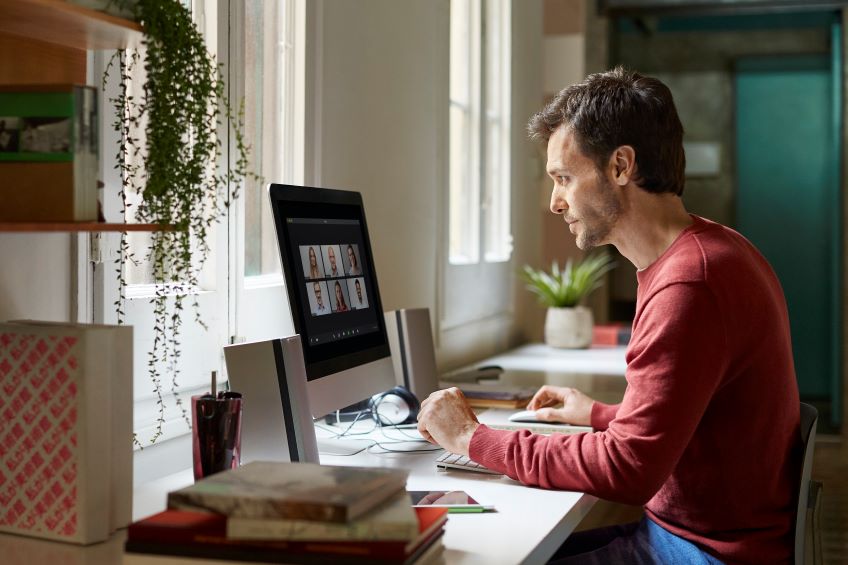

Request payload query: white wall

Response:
[0,235,73,321]
[314,0,544,370]
[315,0,444,317]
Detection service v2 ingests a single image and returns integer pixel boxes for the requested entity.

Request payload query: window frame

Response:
[442,0,513,331]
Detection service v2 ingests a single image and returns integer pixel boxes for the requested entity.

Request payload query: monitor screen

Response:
[268,184,392,382]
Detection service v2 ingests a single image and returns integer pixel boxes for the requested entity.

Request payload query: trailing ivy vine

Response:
[104,0,254,446]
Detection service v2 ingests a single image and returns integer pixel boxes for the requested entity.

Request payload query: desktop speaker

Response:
[384,308,440,403]
[222,335,319,464]
[368,386,420,426]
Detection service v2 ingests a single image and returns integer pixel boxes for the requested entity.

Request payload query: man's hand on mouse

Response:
[526,385,594,426]
[417,387,479,456]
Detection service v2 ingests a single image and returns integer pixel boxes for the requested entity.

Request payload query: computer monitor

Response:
[268,183,397,417]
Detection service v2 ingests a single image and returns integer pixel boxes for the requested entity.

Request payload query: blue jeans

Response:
[549,517,726,564]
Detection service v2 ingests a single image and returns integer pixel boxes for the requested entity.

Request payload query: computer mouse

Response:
[508,409,540,423]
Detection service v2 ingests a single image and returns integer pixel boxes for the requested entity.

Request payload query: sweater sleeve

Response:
[590,402,620,431]
[469,282,729,505]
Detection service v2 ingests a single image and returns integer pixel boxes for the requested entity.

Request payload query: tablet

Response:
[408,490,495,512]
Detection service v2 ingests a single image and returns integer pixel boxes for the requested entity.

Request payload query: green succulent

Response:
[521,251,615,308]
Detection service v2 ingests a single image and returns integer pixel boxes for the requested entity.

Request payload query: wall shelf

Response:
[0,222,174,233]
[0,0,143,51]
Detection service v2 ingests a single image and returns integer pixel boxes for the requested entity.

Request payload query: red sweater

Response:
[470,216,801,564]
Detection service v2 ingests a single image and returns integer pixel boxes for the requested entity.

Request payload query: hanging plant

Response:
[103,0,255,445]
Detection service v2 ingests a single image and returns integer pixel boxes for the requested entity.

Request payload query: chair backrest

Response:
[794,402,818,565]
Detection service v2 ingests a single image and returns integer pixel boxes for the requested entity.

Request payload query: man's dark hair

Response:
[528,67,685,196]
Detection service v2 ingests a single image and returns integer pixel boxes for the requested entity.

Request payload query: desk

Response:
[317,411,598,565]
[0,344,626,565]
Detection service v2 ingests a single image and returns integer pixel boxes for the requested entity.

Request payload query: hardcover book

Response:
[122,539,445,565]
[167,461,409,523]
[0,322,133,544]
[227,490,419,541]
[124,506,447,564]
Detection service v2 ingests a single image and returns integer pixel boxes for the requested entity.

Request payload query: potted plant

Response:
[521,251,615,348]
[103,0,256,445]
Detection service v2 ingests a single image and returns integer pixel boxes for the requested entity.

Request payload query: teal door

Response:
[735,51,842,429]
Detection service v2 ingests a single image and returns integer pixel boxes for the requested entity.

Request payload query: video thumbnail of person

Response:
[306,280,331,317]
[328,279,352,313]
[321,244,344,278]
[299,245,326,280]
[346,277,369,310]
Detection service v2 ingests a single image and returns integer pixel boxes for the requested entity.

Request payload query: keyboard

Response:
[435,452,502,475]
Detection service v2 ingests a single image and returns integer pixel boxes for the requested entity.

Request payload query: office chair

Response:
[795,402,823,565]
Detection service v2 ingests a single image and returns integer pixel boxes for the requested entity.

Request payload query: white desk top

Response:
[480,343,626,377]
[317,413,597,565]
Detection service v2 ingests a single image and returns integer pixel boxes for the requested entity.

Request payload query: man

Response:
[353,279,365,308]
[417,68,800,564]
[310,282,329,316]
[326,246,341,277]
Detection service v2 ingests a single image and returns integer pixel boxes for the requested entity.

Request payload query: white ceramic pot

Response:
[544,306,593,349]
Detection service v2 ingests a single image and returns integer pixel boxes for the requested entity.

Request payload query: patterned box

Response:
[0,322,132,544]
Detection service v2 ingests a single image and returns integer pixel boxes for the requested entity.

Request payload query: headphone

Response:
[368,386,420,426]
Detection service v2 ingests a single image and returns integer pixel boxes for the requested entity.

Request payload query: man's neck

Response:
[608,189,693,271]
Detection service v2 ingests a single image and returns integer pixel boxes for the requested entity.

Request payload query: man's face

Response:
[328,247,336,270]
[546,126,621,250]
[355,281,362,301]
[313,284,323,306]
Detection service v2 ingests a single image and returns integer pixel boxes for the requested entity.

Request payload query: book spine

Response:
[226,516,418,542]
[167,493,347,523]
[124,539,410,564]
[126,535,411,559]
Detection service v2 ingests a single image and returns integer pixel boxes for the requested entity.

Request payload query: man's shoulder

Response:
[689,218,765,277]
[647,217,768,292]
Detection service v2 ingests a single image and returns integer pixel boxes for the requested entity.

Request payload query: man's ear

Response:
[608,145,637,186]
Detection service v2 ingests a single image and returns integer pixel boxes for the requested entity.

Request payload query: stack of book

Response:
[124,461,448,565]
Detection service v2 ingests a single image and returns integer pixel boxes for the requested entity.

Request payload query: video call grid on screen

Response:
[286,218,381,347]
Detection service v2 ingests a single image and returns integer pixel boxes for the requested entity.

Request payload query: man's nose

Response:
[550,187,567,215]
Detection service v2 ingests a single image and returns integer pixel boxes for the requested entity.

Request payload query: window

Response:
[94,0,304,457]
[232,0,303,345]
[242,0,300,278]
[449,0,512,266]
[442,0,512,330]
